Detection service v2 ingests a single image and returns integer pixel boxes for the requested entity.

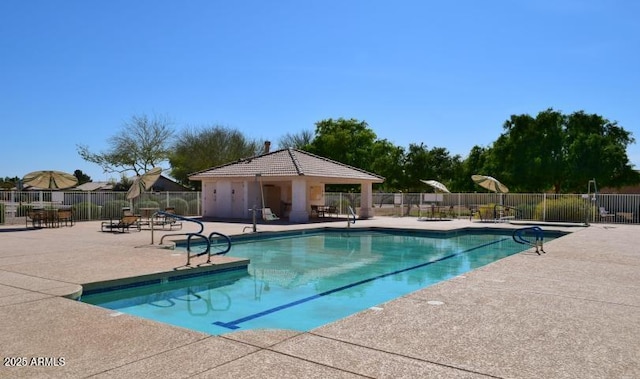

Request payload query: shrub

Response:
[135,200,160,214]
[535,197,592,223]
[102,200,130,220]
[73,202,101,221]
[187,199,200,216]
[165,198,189,215]
[514,203,537,220]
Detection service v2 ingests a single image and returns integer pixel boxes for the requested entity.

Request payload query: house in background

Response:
[189,146,385,223]
[74,175,191,192]
[74,182,114,191]
[148,175,192,192]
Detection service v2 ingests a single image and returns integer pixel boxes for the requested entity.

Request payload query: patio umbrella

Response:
[22,170,78,189]
[471,175,509,193]
[127,167,163,200]
[420,179,450,193]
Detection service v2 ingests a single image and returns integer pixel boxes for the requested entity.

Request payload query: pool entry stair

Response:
[152,211,232,265]
[512,226,545,254]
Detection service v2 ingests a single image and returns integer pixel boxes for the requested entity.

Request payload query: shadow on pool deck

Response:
[0,218,639,378]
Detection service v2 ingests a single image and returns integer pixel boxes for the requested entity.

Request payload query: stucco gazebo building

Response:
[189,148,385,223]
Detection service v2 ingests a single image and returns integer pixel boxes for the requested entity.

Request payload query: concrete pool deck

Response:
[0,217,638,378]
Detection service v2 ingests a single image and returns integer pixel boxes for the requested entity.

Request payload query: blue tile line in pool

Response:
[212,237,510,330]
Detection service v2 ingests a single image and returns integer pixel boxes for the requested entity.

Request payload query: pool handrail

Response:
[206,231,232,257]
[151,211,232,266]
[186,233,210,266]
[347,206,356,227]
[154,211,204,245]
[512,226,545,255]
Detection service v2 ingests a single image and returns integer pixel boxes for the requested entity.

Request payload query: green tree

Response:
[307,118,378,171]
[77,114,174,176]
[169,125,262,189]
[563,111,637,192]
[368,139,405,191]
[0,176,20,190]
[486,109,565,192]
[403,143,460,192]
[73,170,91,185]
[482,109,638,193]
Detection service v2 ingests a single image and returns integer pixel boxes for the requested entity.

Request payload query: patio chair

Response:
[26,209,46,228]
[101,214,141,233]
[262,208,280,221]
[57,208,74,227]
[599,207,616,221]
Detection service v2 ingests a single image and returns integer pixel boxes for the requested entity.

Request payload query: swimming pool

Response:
[82,228,560,335]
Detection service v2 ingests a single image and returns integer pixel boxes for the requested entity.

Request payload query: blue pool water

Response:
[82,228,557,335]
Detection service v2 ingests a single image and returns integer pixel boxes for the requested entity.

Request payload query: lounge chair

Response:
[599,207,616,221]
[262,208,280,221]
[155,207,183,230]
[101,214,140,233]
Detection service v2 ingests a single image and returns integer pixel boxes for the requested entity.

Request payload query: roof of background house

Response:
[74,182,114,191]
[189,148,385,183]
[73,175,191,192]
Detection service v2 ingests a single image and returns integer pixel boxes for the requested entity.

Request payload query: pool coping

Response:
[81,260,250,297]
[1,218,638,378]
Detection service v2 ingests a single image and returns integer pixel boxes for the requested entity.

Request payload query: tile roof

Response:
[74,182,114,191]
[189,148,385,183]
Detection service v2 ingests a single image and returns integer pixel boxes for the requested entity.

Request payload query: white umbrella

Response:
[420,179,450,193]
[22,170,78,190]
[127,167,163,200]
[471,175,509,193]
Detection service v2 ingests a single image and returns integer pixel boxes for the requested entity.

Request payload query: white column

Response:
[289,179,309,222]
[359,182,374,219]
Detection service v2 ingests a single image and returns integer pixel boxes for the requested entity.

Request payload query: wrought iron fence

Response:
[0,191,200,224]
[2,190,639,225]
[325,192,640,224]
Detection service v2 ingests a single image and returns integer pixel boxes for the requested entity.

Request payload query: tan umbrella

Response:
[471,175,509,193]
[22,170,78,189]
[126,167,163,200]
[420,179,450,193]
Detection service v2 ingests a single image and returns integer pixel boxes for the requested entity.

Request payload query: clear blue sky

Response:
[2,0,639,182]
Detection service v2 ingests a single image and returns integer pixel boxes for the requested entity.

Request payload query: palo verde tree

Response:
[169,125,262,189]
[77,114,174,176]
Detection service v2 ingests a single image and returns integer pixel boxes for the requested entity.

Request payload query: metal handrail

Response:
[150,211,231,266]
[347,206,356,227]
[512,226,545,255]
[153,211,204,245]
[186,233,210,266]
[208,231,232,258]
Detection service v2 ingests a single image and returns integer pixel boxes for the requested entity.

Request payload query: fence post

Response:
[87,191,92,220]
